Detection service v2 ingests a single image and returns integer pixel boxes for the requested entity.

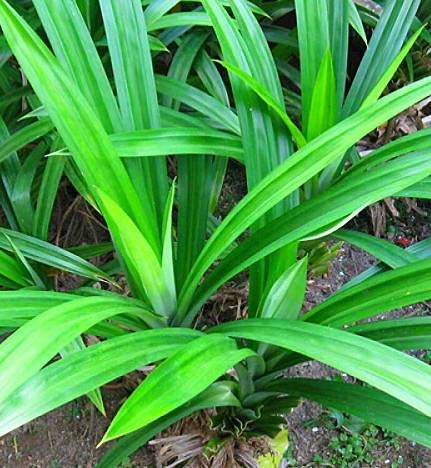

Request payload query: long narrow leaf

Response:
[0,329,201,436]
[182,150,431,320]
[101,334,254,442]
[211,319,431,418]
[178,78,431,316]
[100,0,168,224]
[0,296,148,404]
[271,378,431,448]
[97,381,240,468]
[110,127,243,160]
[334,229,417,268]
[0,227,110,281]
[96,189,175,317]
[303,258,431,327]
[0,0,161,254]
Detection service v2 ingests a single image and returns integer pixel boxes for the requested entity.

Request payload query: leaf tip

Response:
[97,433,111,448]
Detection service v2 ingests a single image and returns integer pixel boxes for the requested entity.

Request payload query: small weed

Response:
[306,412,402,467]
[422,351,431,365]
[67,401,83,421]
[283,442,298,466]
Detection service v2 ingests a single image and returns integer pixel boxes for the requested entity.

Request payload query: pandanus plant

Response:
[1,0,431,465]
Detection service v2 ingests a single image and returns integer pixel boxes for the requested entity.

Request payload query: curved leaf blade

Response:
[0,328,201,436]
[0,296,147,404]
[211,319,431,418]
[272,378,431,448]
[303,258,431,327]
[178,78,431,316]
[101,334,254,442]
[110,127,243,160]
[97,381,240,468]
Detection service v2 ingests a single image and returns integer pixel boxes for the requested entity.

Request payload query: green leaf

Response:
[100,0,159,131]
[272,378,431,448]
[161,181,176,304]
[97,381,240,468]
[361,26,425,108]
[148,34,168,52]
[144,0,180,26]
[101,334,254,442]
[163,30,208,110]
[333,229,417,268]
[303,258,431,327]
[226,0,285,104]
[348,127,431,177]
[201,0,295,240]
[327,0,349,111]
[167,31,224,292]
[348,0,367,45]
[0,0,160,254]
[0,290,77,325]
[109,127,243,160]
[195,49,230,106]
[257,256,308,358]
[32,153,65,241]
[211,319,431,418]
[348,317,431,351]
[0,118,20,231]
[0,227,110,282]
[216,61,306,148]
[10,143,45,235]
[69,242,113,259]
[0,118,53,164]
[295,0,330,132]
[159,106,211,129]
[96,189,175,317]
[258,257,307,320]
[343,0,421,114]
[148,12,211,31]
[340,235,431,289]
[176,155,213,290]
[4,233,45,288]
[100,0,167,224]
[193,50,229,214]
[305,47,337,196]
[0,296,147,405]
[178,77,431,318]
[60,336,106,415]
[397,177,431,199]
[0,328,201,435]
[75,0,98,32]
[185,150,431,322]
[0,250,31,287]
[32,0,121,133]
[306,49,337,141]
[155,75,240,134]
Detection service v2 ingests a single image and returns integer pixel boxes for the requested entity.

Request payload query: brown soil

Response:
[0,387,152,468]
